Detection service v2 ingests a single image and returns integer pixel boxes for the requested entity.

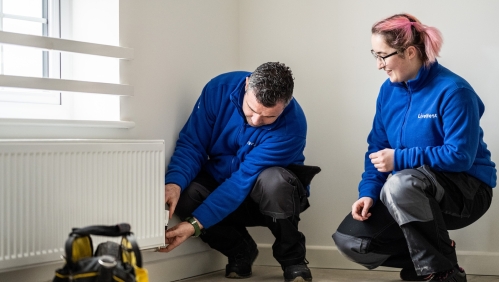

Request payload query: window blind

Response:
[0,30,133,96]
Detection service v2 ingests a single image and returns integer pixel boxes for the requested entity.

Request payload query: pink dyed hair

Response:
[372,13,443,67]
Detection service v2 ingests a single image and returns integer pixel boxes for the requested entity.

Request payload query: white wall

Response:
[119,1,240,277]
[0,1,238,281]
[1,0,499,281]
[239,0,499,276]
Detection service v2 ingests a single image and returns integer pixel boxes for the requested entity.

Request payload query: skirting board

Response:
[2,244,497,281]
[254,244,499,276]
[141,249,226,282]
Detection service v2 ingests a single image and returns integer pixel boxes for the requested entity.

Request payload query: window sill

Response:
[0,118,135,129]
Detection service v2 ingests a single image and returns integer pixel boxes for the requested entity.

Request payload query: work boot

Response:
[429,267,466,282]
[283,260,312,282]
[225,247,259,279]
[400,266,466,281]
[400,240,459,281]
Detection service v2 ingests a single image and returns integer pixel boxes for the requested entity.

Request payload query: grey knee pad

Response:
[380,167,444,226]
[250,166,303,219]
[332,231,389,270]
[175,182,211,219]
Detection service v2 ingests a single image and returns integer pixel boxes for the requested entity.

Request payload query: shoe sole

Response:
[453,272,467,282]
[284,277,312,282]
[225,272,252,279]
[400,269,466,282]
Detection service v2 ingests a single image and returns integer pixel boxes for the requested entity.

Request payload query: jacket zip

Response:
[400,85,412,147]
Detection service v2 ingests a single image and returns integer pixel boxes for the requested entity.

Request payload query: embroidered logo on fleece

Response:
[418,113,438,119]
[247,141,257,147]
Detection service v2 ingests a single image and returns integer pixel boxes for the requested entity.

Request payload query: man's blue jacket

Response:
[165,71,307,228]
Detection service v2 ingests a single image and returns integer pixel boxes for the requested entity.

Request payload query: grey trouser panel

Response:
[380,167,445,226]
[332,232,390,270]
[175,166,305,220]
[250,166,305,219]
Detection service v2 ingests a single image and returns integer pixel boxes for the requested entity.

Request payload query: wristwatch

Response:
[185,217,201,237]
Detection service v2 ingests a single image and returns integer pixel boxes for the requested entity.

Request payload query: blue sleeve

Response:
[394,88,480,172]
[193,134,306,229]
[165,83,216,190]
[358,93,390,202]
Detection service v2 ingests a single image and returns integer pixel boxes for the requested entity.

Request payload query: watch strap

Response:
[185,217,201,237]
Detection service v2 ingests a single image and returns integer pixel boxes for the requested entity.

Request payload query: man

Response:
[159,62,320,282]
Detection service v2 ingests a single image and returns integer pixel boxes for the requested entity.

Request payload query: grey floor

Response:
[175,265,499,282]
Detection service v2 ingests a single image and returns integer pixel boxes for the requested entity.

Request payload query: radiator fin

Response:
[0,140,165,271]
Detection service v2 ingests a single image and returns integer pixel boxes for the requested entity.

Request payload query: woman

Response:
[332,13,496,281]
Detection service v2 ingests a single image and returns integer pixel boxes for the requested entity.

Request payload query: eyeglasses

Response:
[371,50,398,67]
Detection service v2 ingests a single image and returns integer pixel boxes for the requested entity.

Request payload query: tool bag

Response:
[53,223,149,282]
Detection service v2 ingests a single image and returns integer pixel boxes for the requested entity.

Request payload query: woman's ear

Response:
[406,45,418,60]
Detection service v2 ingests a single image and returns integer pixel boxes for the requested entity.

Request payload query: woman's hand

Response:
[369,148,394,172]
[351,197,374,221]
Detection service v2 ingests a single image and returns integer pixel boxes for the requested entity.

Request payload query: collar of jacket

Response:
[390,60,440,93]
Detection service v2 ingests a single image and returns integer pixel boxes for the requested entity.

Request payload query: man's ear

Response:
[245,77,249,91]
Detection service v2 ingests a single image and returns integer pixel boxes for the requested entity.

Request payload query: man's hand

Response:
[351,197,374,221]
[165,183,181,219]
[369,148,394,172]
[157,217,204,253]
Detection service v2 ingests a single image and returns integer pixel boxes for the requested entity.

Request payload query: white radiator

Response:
[0,139,165,272]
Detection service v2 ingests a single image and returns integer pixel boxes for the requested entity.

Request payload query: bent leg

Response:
[380,168,456,275]
[333,167,492,277]
[333,202,413,270]
[250,166,308,268]
[380,167,492,276]
[175,181,212,220]
[188,166,308,266]
[177,170,259,259]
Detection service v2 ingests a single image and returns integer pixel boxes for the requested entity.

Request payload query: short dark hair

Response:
[248,62,294,107]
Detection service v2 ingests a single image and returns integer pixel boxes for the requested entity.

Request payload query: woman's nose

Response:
[376,58,385,70]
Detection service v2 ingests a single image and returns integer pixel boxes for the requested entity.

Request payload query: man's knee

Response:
[250,166,302,219]
[253,167,296,197]
[332,231,389,270]
[175,182,211,219]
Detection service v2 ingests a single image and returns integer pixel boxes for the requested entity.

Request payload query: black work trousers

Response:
[333,166,492,276]
[175,166,316,268]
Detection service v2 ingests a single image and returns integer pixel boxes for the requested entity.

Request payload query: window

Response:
[0,0,132,126]
[0,0,60,105]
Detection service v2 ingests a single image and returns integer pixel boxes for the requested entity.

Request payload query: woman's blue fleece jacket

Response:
[165,71,307,229]
[360,61,497,202]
